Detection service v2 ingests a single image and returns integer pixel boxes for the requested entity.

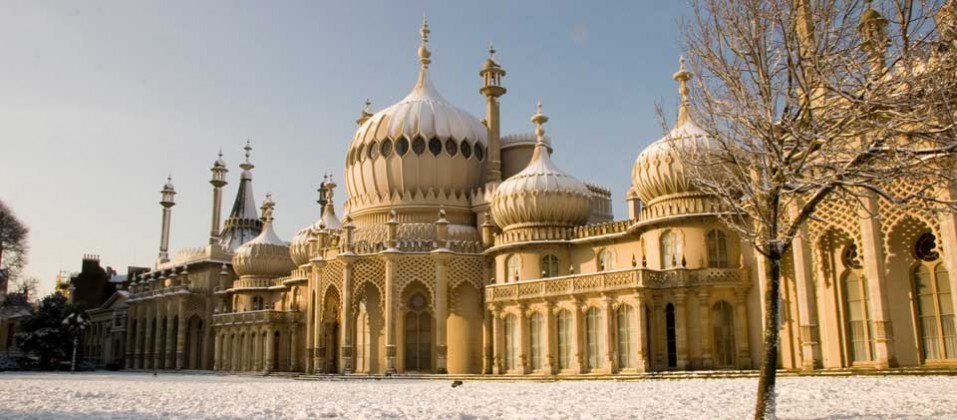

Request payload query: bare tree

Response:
[676,0,957,418]
[0,199,29,287]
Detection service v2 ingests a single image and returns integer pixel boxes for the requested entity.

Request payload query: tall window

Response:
[599,249,615,272]
[504,314,518,371]
[706,229,729,268]
[665,303,677,367]
[661,231,680,269]
[585,307,604,370]
[404,293,432,371]
[530,312,544,370]
[506,255,521,283]
[557,310,572,370]
[912,232,955,361]
[712,301,736,367]
[617,305,636,369]
[356,302,370,373]
[843,271,875,362]
[541,255,559,278]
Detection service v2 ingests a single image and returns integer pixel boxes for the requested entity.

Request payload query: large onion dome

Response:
[492,102,592,233]
[233,195,296,277]
[631,58,714,217]
[344,19,487,223]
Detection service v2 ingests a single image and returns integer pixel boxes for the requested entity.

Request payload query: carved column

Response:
[340,255,356,374]
[697,288,713,369]
[544,301,557,374]
[635,292,649,372]
[482,300,493,374]
[213,333,222,370]
[265,327,275,373]
[651,293,664,369]
[674,291,690,370]
[858,194,896,368]
[432,251,450,373]
[789,200,824,370]
[176,300,186,369]
[517,305,530,374]
[142,305,152,369]
[127,305,137,369]
[940,186,957,342]
[602,296,617,373]
[165,301,176,369]
[153,304,164,369]
[571,299,585,373]
[290,324,299,372]
[382,253,397,374]
[734,289,752,369]
[490,305,504,374]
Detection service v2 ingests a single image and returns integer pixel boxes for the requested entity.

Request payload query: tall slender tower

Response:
[480,42,506,185]
[209,150,229,244]
[157,175,176,265]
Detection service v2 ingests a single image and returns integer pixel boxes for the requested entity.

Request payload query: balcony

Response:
[211,310,300,327]
[485,267,747,303]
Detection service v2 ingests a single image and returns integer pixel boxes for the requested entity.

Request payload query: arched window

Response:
[585,307,604,370]
[395,137,409,156]
[616,304,635,369]
[913,239,956,361]
[506,255,521,283]
[842,271,875,362]
[530,312,544,371]
[404,293,433,371]
[368,140,379,160]
[541,254,559,278]
[665,303,677,367]
[706,229,729,268]
[445,139,458,156]
[599,249,615,272]
[380,139,393,157]
[556,310,572,370]
[712,301,736,367]
[412,136,426,155]
[461,141,473,159]
[504,314,518,371]
[661,230,681,269]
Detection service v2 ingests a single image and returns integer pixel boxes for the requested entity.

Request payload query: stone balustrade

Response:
[211,310,300,327]
[485,267,747,303]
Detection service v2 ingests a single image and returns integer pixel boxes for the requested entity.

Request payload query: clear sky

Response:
[0,0,689,297]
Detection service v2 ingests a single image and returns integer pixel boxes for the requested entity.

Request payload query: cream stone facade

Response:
[115,11,956,376]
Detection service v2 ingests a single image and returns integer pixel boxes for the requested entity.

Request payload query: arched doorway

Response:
[186,315,204,369]
[404,292,433,372]
[665,303,677,368]
[712,301,736,368]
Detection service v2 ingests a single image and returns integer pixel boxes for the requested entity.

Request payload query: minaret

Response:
[157,175,176,265]
[356,99,373,126]
[480,42,506,184]
[321,174,343,230]
[858,0,889,76]
[209,150,229,244]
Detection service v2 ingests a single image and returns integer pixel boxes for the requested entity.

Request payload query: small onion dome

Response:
[289,227,312,266]
[232,195,296,277]
[491,102,591,231]
[631,57,713,208]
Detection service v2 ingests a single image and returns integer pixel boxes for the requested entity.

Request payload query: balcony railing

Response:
[485,267,747,303]
[211,310,300,327]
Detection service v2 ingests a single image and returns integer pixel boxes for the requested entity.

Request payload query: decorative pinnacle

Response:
[673,56,693,127]
[531,99,548,143]
[363,98,371,112]
[260,192,275,223]
[240,140,255,171]
[418,15,432,68]
[489,41,496,59]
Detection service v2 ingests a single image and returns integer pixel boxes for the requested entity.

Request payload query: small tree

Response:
[0,199,29,286]
[16,293,74,369]
[62,312,89,372]
[678,0,957,418]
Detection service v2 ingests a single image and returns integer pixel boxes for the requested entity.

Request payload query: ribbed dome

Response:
[289,227,312,267]
[344,21,487,219]
[631,119,709,204]
[232,197,295,278]
[289,179,343,266]
[492,104,592,231]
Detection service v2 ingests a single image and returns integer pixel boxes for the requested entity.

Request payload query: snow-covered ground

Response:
[0,372,955,419]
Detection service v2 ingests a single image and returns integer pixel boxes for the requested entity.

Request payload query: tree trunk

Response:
[754,247,783,419]
[71,336,78,373]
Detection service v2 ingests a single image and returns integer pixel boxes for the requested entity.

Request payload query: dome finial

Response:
[357,98,373,126]
[488,41,496,59]
[418,15,432,69]
[673,56,693,127]
[531,99,549,145]
[240,140,255,172]
[260,192,275,224]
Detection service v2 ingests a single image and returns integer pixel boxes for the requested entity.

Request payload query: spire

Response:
[529,100,550,163]
[219,141,263,251]
[418,15,431,69]
[320,174,342,230]
[356,98,373,126]
[240,140,254,176]
[673,56,693,127]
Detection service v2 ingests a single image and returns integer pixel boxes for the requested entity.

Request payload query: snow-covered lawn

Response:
[0,372,955,419]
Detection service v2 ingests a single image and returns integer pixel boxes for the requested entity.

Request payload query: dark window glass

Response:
[428,138,442,156]
[412,136,426,155]
[396,137,409,156]
[380,139,393,157]
[445,139,458,156]
[915,233,940,262]
[461,141,472,159]
[475,144,485,161]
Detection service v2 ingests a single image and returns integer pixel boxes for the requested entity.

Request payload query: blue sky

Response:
[0,0,689,296]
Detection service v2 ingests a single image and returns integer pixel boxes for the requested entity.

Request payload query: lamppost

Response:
[62,313,90,372]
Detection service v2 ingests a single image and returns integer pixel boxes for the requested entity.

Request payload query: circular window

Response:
[842,244,862,269]
[410,293,426,310]
[368,141,378,160]
[396,137,409,156]
[475,143,485,162]
[412,136,426,155]
[428,138,442,156]
[915,232,939,262]
[445,139,458,156]
[380,139,393,157]
[461,141,472,159]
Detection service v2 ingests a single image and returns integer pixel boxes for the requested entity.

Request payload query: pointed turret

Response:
[219,141,263,251]
[481,41,506,184]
